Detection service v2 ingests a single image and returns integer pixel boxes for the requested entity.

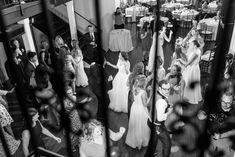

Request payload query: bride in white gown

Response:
[105,52,130,113]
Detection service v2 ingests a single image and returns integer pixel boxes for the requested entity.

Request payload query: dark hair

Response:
[27,51,37,60]
[120,52,128,61]
[115,7,121,14]
[175,46,182,59]
[35,64,49,89]
[132,62,144,76]
[169,64,182,85]
[192,40,200,48]
[226,53,233,61]
[142,22,149,32]
[158,79,168,88]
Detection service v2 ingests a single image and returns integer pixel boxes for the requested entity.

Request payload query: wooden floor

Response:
[104,22,216,157]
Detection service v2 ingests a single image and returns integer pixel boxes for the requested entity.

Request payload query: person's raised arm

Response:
[22,130,31,157]
[39,121,61,143]
[164,30,173,42]
[106,61,119,69]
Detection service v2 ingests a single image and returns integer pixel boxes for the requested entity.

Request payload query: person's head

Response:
[35,64,50,89]
[41,40,49,50]
[55,35,64,48]
[142,22,149,32]
[11,39,20,49]
[134,74,146,90]
[119,52,128,61]
[64,71,75,88]
[27,51,37,63]
[221,94,233,112]
[88,25,94,33]
[170,64,181,76]
[191,29,198,37]
[158,79,171,98]
[132,62,144,76]
[116,7,121,13]
[190,40,200,49]
[61,45,70,55]
[71,39,79,49]
[225,53,233,63]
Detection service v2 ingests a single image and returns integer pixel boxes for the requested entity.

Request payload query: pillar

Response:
[66,0,77,40]
[18,18,36,52]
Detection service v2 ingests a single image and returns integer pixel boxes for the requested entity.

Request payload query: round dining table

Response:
[125,5,149,22]
[162,2,185,11]
[139,15,169,26]
[172,8,199,20]
[198,18,219,41]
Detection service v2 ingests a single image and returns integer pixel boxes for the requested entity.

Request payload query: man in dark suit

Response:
[81,25,100,64]
[24,51,38,89]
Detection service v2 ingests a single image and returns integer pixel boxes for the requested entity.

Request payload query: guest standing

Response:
[126,75,150,149]
[165,65,185,104]
[24,51,38,88]
[81,25,99,64]
[145,80,172,157]
[113,7,125,29]
[147,25,173,72]
[105,52,130,113]
[182,40,202,104]
[141,22,152,62]
[127,62,144,118]
[71,39,89,87]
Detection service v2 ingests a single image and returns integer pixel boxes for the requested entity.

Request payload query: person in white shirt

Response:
[145,79,172,157]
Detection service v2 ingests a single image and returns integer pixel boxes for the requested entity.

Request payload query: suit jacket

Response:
[24,61,36,87]
[81,32,98,49]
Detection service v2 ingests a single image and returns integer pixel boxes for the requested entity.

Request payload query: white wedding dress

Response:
[108,59,130,113]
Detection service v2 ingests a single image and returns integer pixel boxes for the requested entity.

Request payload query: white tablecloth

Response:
[109,29,134,52]
[175,0,190,5]
[162,2,184,11]
[125,5,149,22]
[198,18,219,41]
[172,8,199,20]
[203,1,218,13]
[139,16,169,26]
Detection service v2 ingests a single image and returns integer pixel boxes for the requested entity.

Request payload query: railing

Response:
[0,0,38,8]
[63,4,101,31]
[0,0,235,157]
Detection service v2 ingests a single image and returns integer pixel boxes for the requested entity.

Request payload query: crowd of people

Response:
[0,0,235,156]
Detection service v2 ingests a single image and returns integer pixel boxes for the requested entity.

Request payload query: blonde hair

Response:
[133,75,146,95]
[55,35,64,48]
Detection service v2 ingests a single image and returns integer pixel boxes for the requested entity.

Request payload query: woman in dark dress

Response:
[141,22,152,63]
[39,40,53,73]
[21,108,61,157]
[113,7,125,29]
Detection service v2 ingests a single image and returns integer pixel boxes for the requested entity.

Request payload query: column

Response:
[66,0,77,40]
[18,18,36,52]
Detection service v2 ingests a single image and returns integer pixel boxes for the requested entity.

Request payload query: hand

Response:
[8,88,15,94]
[213,133,220,140]
[56,137,61,143]
[108,75,113,82]
[90,42,95,45]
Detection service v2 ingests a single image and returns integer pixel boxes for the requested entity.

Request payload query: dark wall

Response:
[216,0,235,53]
